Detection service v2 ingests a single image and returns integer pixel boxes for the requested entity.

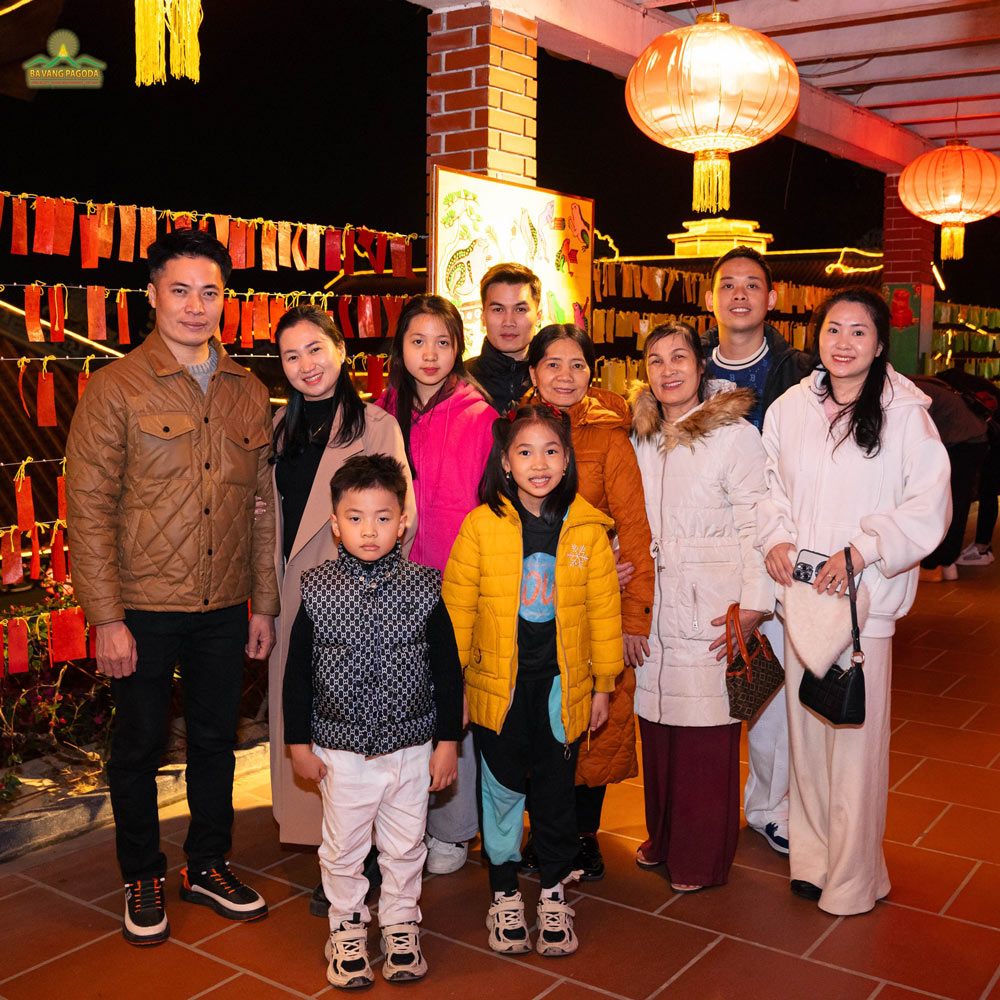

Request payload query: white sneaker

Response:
[486,890,532,953]
[535,892,578,957]
[956,545,994,566]
[380,921,428,981]
[942,563,959,580]
[325,917,374,990]
[425,834,468,875]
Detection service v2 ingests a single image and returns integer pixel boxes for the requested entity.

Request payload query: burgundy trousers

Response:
[638,718,741,887]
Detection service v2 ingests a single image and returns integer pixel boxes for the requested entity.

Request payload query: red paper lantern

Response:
[626,12,799,213]
[897,140,1000,260]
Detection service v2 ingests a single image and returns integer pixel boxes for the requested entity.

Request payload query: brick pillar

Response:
[426,4,538,210]
[883,174,936,374]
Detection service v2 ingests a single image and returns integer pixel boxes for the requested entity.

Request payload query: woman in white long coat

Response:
[758,286,950,916]
[630,322,773,893]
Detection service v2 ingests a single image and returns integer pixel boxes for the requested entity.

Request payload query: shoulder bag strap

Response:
[844,546,865,667]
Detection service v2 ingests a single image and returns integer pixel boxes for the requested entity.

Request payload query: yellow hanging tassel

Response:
[692,150,731,214]
[166,0,202,83]
[135,0,166,85]
[940,223,965,260]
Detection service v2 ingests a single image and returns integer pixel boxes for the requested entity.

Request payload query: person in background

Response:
[267,304,415,915]
[66,230,278,946]
[703,245,813,856]
[467,263,541,414]
[377,294,496,876]
[630,322,773,893]
[759,287,950,915]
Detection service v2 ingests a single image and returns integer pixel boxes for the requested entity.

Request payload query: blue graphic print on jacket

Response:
[520,551,556,623]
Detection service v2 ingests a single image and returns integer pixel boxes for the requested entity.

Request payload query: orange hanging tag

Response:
[29,527,40,579]
[366,355,384,396]
[337,296,354,338]
[240,297,253,348]
[53,199,75,256]
[15,473,35,531]
[306,224,321,269]
[213,214,230,246]
[139,207,157,258]
[174,213,192,230]
[96,202,115,258]
[37,367,57,427]
[198,216,209,231]
[87,286,107,340]
[291,225,307,270]
[48,286,65,341]
[244,222,256,268]
[118,205,136,262]
[50,526,67,582]
[32,197,56,254]
[229,220,247,269]
[116,290,130,345]
[325,228,342,271]
[2,530,23,585]
[221,297,239,344]
[357,295,376,338]
[57,474,67,520]
[6,618,30,674]
[261,223,277,271]
[277,221,291,267]
[383,295,404,338]
[49,607,87,662]
[342,228,355,274]
[79,213,99,268]
[17,359,31,416]
[253,293,270,340]
[269,296,286,338]
[24,286,44,341]
[11,196,28,254]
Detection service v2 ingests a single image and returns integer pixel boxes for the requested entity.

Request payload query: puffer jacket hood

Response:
[630,382,756,451]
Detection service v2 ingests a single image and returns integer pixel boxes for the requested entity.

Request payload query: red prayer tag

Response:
[383,295,404,338]
[198,216,209,231]
[78,371,90,399]
[37,370,57,427]
[32,197,55,254]
[118,205,136,262]
[390,237,407,276]
[11,197,28,254]
[244,222,256,268]
[357,295,376,338]
[229,220,246,269]
[213,214,230,246]
[24,286,43,341]
[116,292,130,345]
[374,234,388,274]
[261,223,277,271]
[325,227,342,271]
[2,531,23,585]
[253,293,269,340]
[277,221,291,267]
[240,298,253,348]
[138,207,157,258]
[29,527,40,579]
[401,238,414,277]
[87,286,107,340]
[0,191,5,230]
[356,228,375,269]
[15,477,34,531]
[221,298,239,344]
[96,203,115,258]
[57,475,67,520]
[366,355,384,396]
[17,363,30,416]
[50,526,67,581]
[174,214,192,230]
[269,297,286,340]
[48,286,65,341]
[337,296,354,338]
[79,214,99,268]
[6,618,30,674]
[343,228,355,274]
[291,225,307,270]
[53,199,75,255]
[49,607,87,662]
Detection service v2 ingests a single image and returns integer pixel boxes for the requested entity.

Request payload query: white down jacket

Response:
[630,384,775,727]
[757,366,951,639]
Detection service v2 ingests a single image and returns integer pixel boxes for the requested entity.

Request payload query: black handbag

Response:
[724,603,785,721]
[798,547,866,725]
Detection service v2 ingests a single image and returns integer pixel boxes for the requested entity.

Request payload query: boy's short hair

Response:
[480,262,542,306]
[709,245,774,292]
[147,229,233,284]
[330,454,407,511]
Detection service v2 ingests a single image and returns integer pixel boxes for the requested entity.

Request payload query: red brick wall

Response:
[883,173,935,286]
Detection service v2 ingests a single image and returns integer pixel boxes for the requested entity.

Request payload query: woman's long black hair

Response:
[478,403,578,524]
[810,286,891,457]
[272,305,366,462]
[387,294,470,477]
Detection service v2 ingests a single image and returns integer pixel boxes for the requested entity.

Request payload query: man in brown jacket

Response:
[66,230,279,947]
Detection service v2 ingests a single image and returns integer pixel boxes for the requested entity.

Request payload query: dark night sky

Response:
[0,0,996,306]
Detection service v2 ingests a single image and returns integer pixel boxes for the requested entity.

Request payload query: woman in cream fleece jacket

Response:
[758,287,950,916]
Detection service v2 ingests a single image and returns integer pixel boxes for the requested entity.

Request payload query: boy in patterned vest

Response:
[283,454,462,990]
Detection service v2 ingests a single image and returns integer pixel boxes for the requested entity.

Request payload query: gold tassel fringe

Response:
[166,0,203,83]
[135,0,201,86]
[941,224,965,260]
[135,0,166,86]
[692,151,730,214]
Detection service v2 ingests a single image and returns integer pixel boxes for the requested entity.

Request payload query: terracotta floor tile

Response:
[812,903,1000,1000]
[596,780,647,841]
[0,935,232,1000]
[876,987,962,1000]
[196,973,304,999]
[946,673,1000,706]
[544,982,634,1000]
[890,690,984,727]
[224,803,287,870]
[945,862,1000,928]
[569,832,676,912]
[889,751,924,786]
[891,666,964,695]
[920,805,1000,864]
[967,705,1000,736]
[0,873,31,898]
[914,630,999,655]
[661,937,875,1000]
[890,720,1000,767]
[259,847,322,891]
[882,842,976,912]
[732,824,793,877]
[895,758,1000,812]
[0,884,119,981]
[884,792,949,845]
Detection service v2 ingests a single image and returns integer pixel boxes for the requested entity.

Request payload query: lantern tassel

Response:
[165,0,203,83]
[135,0,166,86]
[941,223,965,260]
[693,151,730,213]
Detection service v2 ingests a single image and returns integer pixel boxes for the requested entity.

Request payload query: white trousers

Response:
[314,742,431,930]
[743,614,790,830]
[785,636,893,915]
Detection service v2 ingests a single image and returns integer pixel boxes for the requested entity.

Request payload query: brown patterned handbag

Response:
[724,603,785,721]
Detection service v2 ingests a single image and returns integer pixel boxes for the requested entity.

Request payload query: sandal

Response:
[635,843,664,870]
[670,883,705,894]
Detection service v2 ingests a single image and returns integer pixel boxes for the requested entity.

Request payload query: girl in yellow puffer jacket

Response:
[443,403,623,960]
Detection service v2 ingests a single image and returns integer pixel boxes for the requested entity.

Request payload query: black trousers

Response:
[472,674,580,893]
[922,442,988,568]
[109,604,247,881]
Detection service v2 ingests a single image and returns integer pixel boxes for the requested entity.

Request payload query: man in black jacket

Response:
[467,263,541,414]
[703,246,813,857]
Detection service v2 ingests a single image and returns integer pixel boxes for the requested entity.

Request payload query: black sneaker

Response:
[180,861,268,921]
[519,836,539,873]
[575,834,605,882]
[122,876,169,946]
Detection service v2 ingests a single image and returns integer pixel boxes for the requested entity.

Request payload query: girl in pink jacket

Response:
[377,294,496,875]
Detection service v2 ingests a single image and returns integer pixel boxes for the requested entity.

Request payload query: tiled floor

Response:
[3,567,1000,999]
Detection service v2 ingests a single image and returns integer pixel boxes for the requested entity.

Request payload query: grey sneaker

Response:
[325,916,374,990]
[535,893,578,957]
[486,890,532,954]
[380,921,428,981]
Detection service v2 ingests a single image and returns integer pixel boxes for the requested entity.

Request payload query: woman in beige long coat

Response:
[266,306,415,873]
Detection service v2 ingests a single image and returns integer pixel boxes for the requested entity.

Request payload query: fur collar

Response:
[629,383,756,452]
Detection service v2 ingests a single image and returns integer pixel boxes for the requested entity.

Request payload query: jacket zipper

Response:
[554,519,571,759]
[691,581,699,632]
